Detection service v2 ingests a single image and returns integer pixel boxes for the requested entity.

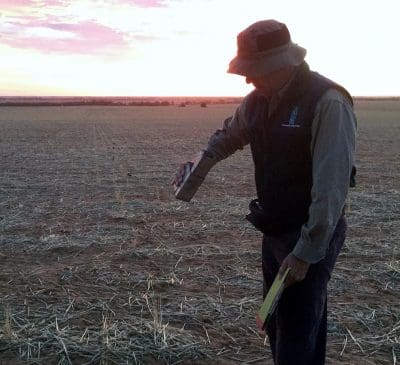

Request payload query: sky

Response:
[1,0,399,97]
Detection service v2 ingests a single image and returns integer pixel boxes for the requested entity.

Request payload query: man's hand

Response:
[279,253,310,288]
[171,162,193,188]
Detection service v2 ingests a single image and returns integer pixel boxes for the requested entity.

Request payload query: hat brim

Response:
[227,43,306,78]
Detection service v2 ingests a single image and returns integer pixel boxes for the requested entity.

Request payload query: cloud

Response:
[121,0,169,7]
[0,0,170,9]
[0,0,66,7]
[0,0,169,55]
[0,0,35,5]
[0,18,130,55]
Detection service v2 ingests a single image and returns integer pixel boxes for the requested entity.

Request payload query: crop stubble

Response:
[0,102,399,364]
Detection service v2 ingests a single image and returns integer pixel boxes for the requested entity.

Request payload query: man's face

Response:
[245,66,294,98]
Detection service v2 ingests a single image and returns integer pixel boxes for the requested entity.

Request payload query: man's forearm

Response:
[206,108,250,161]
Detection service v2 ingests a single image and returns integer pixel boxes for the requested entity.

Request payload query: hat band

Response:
[237,26,291,56]
[237,42,293,60]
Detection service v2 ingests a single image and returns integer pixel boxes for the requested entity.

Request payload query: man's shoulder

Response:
[313,87,357,131]
[242,88,260,103]
[309,71,353,106]
[318,88,353,107]
[240,89,266,114]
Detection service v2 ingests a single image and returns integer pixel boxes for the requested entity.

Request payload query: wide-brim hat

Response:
[227,20,306,78]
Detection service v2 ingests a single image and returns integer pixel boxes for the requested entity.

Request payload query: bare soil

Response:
[0,102,399,364]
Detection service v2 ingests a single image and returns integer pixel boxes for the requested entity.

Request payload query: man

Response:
[173,19,356,364]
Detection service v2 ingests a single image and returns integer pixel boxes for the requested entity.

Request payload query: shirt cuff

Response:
[292,236,326,264]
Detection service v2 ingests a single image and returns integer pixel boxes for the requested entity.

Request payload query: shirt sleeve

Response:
[292,88,357,263]
[205,97,251,162]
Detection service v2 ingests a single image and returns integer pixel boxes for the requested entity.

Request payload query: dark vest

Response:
[246,63,353,235]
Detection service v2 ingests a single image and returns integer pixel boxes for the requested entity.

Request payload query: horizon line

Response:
[1,95,400,99]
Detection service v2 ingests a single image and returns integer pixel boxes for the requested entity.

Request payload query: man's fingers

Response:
[177,164,187,185]
[284,276,296,288]
[171,167,183,185]
[172,162,192,187]
[171,170,182,186]
[284,268,307,289]
[285,268,303,288]
[279,253,310,285]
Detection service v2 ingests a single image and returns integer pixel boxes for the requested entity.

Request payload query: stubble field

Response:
[0,101,399,364]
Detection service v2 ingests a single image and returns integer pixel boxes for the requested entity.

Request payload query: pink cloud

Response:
[123,0,168,7]
[0,0,166,55]
[0,0,167,6]
[42,0,66,5]
[0,0,35,5]
[0,0,66,7]
[1,19,130,55]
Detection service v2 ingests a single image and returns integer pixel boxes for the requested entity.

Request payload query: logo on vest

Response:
[281,106,300,128]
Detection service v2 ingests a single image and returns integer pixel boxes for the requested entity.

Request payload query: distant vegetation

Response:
[1,96,399,107]
[0,96,243,107]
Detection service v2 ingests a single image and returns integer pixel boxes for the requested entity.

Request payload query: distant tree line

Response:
[0,97,243,107]
[2,96,400,107]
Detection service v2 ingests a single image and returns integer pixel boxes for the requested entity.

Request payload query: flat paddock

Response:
[0,101,399,364]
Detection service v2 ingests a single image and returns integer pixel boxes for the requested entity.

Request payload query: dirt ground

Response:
[0,102,399,364]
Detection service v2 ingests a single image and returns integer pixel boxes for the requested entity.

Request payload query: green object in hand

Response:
[256,268,290,331]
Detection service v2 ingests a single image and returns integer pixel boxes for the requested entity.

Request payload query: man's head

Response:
[228,20,306,96]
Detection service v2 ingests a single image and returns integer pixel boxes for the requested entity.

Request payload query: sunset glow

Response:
[1,0,399,96]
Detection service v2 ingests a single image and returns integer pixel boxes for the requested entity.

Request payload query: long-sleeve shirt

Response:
[204,84,357,264]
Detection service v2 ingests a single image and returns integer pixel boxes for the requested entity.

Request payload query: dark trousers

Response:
[262,216,346,365]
